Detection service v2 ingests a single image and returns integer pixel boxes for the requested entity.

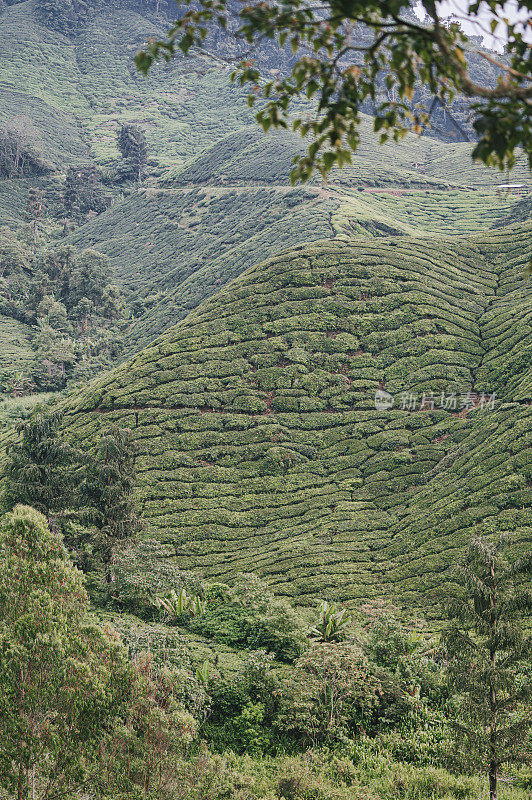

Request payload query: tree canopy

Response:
[136,0,532,182]
[0,505,130,800]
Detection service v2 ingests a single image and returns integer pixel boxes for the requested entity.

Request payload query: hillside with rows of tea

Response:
[0,0,530,601]
[61,221,532,611]
[0,2,531,799]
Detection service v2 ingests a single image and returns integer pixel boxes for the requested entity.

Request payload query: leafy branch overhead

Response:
[135,0,532,182]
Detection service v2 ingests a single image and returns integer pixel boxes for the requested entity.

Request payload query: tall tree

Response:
[442,535,532,800]
[67,248,111,310]
[1,411,83,523]
[26,187,44,254]
[0,505,130,800]
[80,424,140,577]
[136,1,532,182]
[117,124,148,186]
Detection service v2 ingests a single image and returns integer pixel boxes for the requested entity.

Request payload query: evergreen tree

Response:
[442,536,532,800]
[80,424,140,574]
[2,414,140,583]
[26,186,44,254]
[117,124,148,185]
[0,505,130,800]
[1,411,83,521]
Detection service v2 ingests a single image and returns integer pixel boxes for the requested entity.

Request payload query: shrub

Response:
[276,642,380,746]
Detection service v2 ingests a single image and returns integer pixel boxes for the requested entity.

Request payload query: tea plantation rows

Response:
[60,223,532,612]
[165,125,447,189]
[66,125,526,355]
[167,122,531,190]
[67,186,340,351]
[0,314,34,388]
[333,190,521,238]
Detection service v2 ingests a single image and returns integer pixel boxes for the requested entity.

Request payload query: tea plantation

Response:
[0,314,34,387]
[64,125,526,353]
[165,123,531,190]
[67,186,339,351]
[1,0,530,619]
[0,1,255,171]
[59,221,532,613]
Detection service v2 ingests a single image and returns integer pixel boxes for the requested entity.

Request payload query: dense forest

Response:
[0,1,530,799]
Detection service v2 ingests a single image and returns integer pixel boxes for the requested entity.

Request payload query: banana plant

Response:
[154,587,206,620]
[308,600,352,643]
[189,595,206,617]
[195,660,210,688]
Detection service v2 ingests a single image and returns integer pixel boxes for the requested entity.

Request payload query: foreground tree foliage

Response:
[443,536,532,800]
[278,642,381,745]
[1,414,141,592]
[0,505,130,800]
[136,0,532,182]
[0,502,531,798]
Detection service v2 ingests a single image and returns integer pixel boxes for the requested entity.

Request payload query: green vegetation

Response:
[0,4,531,797]
[62,126,528,352]
[443,536,532,800]
[1,410,82,518]
[67,184,339,350]
[137,0,532,181]
[0,231,129,395]
[0,1,255,172]
[165,123,531,191]
[1,508,531,799]
[1,411,141,591]
[0,504,130,800]
[54,222,532,609]
[0,314,34,389]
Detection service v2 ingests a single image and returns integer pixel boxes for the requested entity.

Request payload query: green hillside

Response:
[67,185,339,350]
[166,123,531,190]
[63,125,526,357]
[58,221,532,613]
[0,0,255,171]
[0,314,34,387]
[66,181,523,354]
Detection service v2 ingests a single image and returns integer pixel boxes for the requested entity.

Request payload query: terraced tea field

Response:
[333,190,522,238]
[1,0,530,620]
[67,186,340,351]
[65,123,528,357]
[0,315,34,387]
[59,223,532,613]
[68,172,525,354]
[166,123,531,190]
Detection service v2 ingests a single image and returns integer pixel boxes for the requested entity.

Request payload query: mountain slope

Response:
[165,123,531,190]
[67,186,340,351]
[59,222,532,613]
[0,0,255,171]
[64,126,526,354]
